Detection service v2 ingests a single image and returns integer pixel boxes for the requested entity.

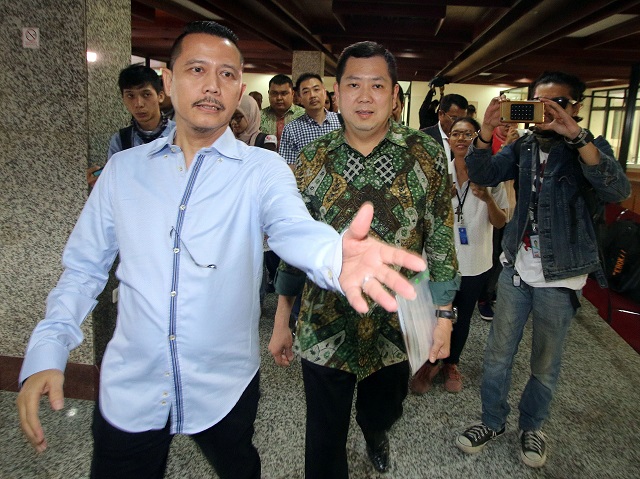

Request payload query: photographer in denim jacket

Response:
[455,71,630,468]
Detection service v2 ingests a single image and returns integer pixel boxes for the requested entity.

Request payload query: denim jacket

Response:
[466,133,630,286]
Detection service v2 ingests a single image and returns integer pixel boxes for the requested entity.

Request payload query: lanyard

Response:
[455,181,471,223]
[528,147,546,233]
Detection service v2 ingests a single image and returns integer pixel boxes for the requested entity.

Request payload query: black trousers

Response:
[90,372,261,479]
[445,271,490,365]
[478,226,505,303]
[302,359,410,479]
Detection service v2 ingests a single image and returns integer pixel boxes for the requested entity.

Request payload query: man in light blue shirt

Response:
[17,21,426,479]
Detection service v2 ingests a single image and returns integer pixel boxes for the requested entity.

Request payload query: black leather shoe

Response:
[365,432,390,473]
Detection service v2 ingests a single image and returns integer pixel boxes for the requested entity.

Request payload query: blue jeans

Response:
[481,263,578,432]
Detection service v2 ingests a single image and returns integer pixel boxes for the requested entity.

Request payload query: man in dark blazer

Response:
[421,93,469,162]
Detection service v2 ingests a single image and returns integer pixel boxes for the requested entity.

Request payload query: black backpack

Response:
[118,125,135,151]
[602,215,640,302]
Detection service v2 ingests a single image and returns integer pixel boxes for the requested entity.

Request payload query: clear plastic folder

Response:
[396,270,437,375]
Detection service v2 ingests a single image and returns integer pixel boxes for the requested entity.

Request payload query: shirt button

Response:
[180,205,186,210]
[173,248,180,253]
[217,158,223,163]
[161,400,167,406]
[169,335,176,341]
[164,372,170,377]
[328,270,334,280]
[170,291,176,297]
[178,167,183,172]
[162,392,168,397]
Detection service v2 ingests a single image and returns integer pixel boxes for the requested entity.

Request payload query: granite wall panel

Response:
[0,0,130,365]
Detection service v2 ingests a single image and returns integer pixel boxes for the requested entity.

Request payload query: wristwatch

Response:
[565,128,594,149]
[435,308,458,324]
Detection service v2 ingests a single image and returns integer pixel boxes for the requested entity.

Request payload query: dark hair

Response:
[269,74,294,90]
[531,71,586,102]
[295,72,323,91]
[450,116,481,132]
[169,21,241,70]
[467,104,476,115]
[335,41,397,86]
[118,64,163,94]
[325,92,333,111]
[397,84,405,106]
[439,94,468,113]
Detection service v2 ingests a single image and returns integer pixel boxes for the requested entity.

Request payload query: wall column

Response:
[292,50,325,84]
[0,0,130,396]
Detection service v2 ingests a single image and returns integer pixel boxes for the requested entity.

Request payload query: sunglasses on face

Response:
[533,96,578,108]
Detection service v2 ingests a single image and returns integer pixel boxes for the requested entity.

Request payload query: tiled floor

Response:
[2,294,639,478]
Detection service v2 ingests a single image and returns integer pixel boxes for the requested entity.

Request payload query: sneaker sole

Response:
[479,314,494,321]
[455,436,487,454]
[521,450,547,468]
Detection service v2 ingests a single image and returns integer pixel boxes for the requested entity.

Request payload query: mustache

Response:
[193,97,225,109]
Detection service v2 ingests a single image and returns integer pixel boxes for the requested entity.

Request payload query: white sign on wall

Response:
[22,27,40,49]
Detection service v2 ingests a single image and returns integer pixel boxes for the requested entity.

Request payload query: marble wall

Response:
[0,0,130,365]
[292,50,325,85]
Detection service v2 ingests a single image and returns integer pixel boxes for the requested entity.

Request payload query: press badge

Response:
[530,234,541,258]
[458,226,469,245]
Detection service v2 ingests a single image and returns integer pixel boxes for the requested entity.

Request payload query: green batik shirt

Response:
[260,104,305,136]
[284,121,458,381]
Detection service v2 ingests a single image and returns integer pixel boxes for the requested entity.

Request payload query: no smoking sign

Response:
[22,27,40,49]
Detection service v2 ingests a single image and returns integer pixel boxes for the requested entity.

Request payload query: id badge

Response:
[458,226,469,245]
[530,234,541,258]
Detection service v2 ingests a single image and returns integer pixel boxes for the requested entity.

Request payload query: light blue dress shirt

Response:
[20,127,343,435]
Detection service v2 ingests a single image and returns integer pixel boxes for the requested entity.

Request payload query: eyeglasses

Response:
[449,131,476,141]
[533,96,578,108]
[442,111,462,123]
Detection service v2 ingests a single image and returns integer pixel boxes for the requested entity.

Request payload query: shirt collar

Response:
[148,125,246,161]
[326,119,408,153]
[265,105,299,117]
[303,109,331,126]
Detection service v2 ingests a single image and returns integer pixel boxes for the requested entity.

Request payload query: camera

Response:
[500,100,544,123]
[429,76,449,88]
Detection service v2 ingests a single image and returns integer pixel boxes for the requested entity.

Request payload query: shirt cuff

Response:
[19,342,70,387]
[274,268,306,296]
[429,273,461,305]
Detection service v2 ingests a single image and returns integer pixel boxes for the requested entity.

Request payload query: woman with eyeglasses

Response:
[442,116,509,392]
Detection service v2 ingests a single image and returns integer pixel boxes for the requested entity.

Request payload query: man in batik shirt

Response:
[269,41,459,477]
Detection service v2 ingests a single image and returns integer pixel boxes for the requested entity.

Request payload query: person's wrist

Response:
[565,128,594,149]
[477,124,493,144]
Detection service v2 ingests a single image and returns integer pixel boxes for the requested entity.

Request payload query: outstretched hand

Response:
[340,203,427,314]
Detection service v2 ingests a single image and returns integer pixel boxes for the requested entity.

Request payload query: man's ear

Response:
[162,67,172,97]
[157,90,166,104]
